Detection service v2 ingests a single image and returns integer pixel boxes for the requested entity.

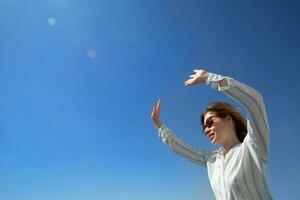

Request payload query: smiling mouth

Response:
[208,133,214,140]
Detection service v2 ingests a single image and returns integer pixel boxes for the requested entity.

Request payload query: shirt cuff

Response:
[158,124,171,144]
[206,72,231,91]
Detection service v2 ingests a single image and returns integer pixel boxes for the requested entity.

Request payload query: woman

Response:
[151,69,273,200]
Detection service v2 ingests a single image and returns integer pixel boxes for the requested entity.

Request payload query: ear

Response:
[225,115,234,125]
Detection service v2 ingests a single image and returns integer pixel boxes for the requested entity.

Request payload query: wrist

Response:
[201,71,209,83]
[155,121,163,129]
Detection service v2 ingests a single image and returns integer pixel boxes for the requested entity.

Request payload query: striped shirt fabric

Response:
[158,73,273,200]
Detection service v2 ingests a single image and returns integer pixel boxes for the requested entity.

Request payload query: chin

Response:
[211,139,217,144]
[211,137,220,145]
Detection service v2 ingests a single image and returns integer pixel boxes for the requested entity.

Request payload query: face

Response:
[203,112,233,145]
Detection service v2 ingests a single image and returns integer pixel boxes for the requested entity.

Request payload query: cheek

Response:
[217,121,228,130]
[212,124,226,136]
[212,124,222,132]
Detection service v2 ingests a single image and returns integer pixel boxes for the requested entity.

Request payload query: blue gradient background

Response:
[0,0,299,199]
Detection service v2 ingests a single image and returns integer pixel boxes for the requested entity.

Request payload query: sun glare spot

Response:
[48,17,57,26]
[87,49,97,59]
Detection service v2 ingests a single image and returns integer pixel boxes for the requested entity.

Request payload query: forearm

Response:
[158,125,208,167]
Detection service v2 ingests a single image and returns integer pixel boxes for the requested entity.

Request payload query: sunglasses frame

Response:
[202,115,218,132]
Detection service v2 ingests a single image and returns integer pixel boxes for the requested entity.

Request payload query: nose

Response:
[204,128,211,135]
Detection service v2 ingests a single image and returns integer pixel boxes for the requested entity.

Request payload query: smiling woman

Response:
[201,101,248,145]
[151,69,273,200]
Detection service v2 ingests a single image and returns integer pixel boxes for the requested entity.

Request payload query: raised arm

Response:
[151,99,210,167]
[185,69,270,161]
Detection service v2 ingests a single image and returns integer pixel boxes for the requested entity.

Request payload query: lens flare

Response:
[86,49,97,59]
[48,17,57,26]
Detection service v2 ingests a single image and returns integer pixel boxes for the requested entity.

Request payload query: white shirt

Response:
[158,73,273,200]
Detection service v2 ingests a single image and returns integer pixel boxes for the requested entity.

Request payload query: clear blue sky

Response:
[0,0,299,199]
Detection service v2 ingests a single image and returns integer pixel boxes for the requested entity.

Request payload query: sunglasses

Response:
[202,116,218,132]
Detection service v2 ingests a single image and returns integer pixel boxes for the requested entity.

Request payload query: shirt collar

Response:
[218,143,241,156]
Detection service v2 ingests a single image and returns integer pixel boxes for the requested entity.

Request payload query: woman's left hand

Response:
[184,69,209,86]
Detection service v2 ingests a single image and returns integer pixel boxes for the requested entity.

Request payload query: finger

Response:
[151,106,156,118]
[189,74,196,78]
[185,80,194,86]
[185,79,192,83]
[156,107,160,116]
[157,99,161,110]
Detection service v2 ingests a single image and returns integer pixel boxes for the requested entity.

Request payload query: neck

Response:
[223,134,240,154]
[223,142,240,153]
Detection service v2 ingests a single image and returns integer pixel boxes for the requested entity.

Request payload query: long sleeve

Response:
[206,73,270,162]
[158,125,211,167]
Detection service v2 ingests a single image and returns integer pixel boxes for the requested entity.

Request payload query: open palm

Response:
[184,69,208,86]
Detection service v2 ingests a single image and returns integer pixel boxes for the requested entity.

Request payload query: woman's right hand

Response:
[151,99,163,129]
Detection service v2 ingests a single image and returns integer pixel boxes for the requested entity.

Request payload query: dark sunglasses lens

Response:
[203,117,214,132]
[206,118,214,128]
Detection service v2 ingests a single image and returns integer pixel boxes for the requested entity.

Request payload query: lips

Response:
[208,132,214,140]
